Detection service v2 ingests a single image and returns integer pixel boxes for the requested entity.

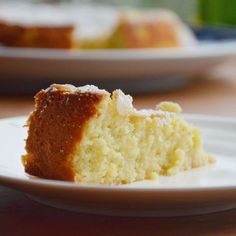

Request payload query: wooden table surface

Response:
[0,77,236,236]
[1,78,236,119]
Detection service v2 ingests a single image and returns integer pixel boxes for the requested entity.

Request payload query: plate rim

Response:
[1,41,236,60]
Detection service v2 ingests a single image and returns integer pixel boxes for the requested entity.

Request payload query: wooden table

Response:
[1,78,236,119]
[0,77,236,236]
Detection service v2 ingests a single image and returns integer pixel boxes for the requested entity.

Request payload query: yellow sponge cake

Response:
[23,84,213,185]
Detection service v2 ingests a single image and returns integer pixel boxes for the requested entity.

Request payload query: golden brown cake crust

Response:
[111,20,179,48]
[0,21,74,49]
[23,86,103,181]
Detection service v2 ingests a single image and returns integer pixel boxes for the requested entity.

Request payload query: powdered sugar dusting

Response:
[113,90,134,115]
[76,85,107,94]
[48,84,108,95]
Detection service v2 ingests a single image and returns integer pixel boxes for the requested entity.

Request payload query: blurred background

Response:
[0,0,236,117]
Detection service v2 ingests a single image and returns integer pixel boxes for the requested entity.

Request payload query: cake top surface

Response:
[47,84,109,94]
[45,84,181,119]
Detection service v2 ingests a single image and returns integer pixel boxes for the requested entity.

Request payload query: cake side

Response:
[0,21,74,49]
[23,85,104,181]
[0,3,75,49]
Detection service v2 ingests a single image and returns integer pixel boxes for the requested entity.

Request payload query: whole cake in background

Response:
[22,84,214,185]
[0,3,196,49]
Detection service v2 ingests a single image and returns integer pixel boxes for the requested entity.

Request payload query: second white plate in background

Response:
[0,41,236,87]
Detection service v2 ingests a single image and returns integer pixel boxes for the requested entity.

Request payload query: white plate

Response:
[0,115,235,217]
[1,41,236,83]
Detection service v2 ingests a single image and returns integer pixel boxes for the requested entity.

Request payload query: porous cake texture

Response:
[23,84,213,185]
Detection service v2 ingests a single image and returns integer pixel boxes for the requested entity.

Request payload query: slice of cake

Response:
[23,84,213,185]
